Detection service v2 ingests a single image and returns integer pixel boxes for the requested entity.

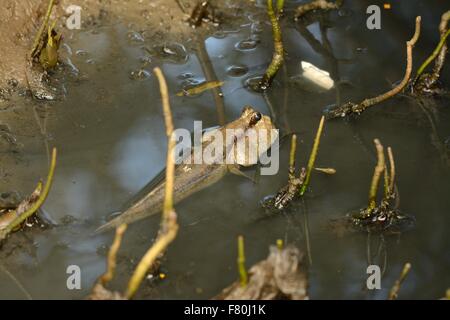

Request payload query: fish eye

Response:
[250,112,262,126]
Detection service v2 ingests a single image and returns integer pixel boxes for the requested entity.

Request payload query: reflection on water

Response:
[0,0,449,299]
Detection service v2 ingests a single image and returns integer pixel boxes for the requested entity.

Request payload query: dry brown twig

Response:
[99,224,127,285]
[125,67,179,299]
[388,262,411,300]
[89,67,179,300]
[326,16,421,119]
[89,224,127,300]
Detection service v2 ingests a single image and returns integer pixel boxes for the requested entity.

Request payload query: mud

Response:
[0,0,247,98]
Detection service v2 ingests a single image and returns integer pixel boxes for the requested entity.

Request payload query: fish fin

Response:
[94,214,123,234]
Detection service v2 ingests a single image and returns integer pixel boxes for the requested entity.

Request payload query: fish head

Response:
[234,106,279,166]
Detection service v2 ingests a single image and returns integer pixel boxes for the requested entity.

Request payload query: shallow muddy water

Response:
[0,0,449,299]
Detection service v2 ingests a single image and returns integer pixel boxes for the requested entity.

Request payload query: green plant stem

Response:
[0,148,57,240]
[30,0,55,58]
[289,134,297,169]
[237,235,248,287]
[368,139,385,212]
[416,29,450,77]
[260,0,284,90]
[276,0,285,14]
[300,116,325,195]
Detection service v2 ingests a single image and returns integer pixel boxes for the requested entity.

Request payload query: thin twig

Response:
[416,29,450,77]
[30,0,55,59]
[289,134,297,179]
[0,264,32,300]
[387,147,395,195]
[237,235,248,286]
[383,164,390,200]
[413,11,449,92]
[126,67,179,299]
[276,0,285,15]
[368,139,385,212]
[388,262,411,300]
[326,16,421,118]
[302,199,313,265]
[300,116,325,195]
[196,37,226,125]
[0,148,57,240]
[260,0,284,90]
[99,224,127,286]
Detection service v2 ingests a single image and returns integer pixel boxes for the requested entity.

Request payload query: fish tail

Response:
[94,215,124,234]
[94,204,162,234]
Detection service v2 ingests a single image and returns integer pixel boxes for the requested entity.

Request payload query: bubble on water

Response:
[226,64,249,77]
[75,49,89,57]
[129,69,151,80]
[235,38,259,51]
[138,55,152,65]
[127,31,145,43]
[177,72,194,80]
[148,43,189,64]
[244,75,265,93]
[213,30,227,39]
[251,21,264,34]
[355,47,368,54]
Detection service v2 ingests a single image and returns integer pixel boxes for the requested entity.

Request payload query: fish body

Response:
[96,106,277,232]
